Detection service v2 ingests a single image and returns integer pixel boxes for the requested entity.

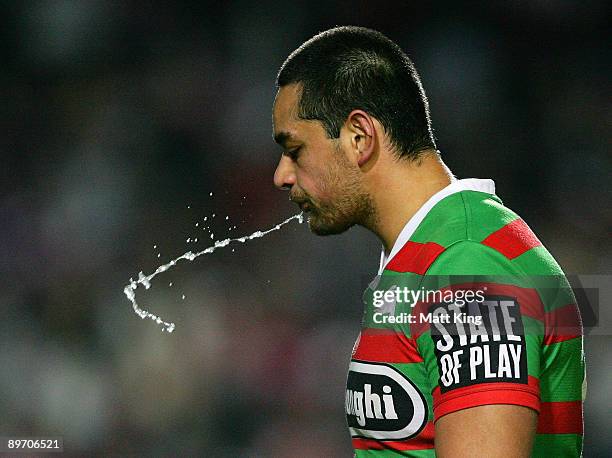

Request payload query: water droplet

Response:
[138,272,151,290]
[209,192,213,197]
[225,216,229,220]
[169,282,173,287]
[195,222,199,227]
[181,294,186,300]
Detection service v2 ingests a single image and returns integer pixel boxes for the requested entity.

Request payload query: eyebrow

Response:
[273,131,294,148]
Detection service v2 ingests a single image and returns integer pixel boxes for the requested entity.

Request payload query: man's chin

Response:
[307,213,353,236]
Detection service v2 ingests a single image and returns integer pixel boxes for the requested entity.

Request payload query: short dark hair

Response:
[277,26,436,158]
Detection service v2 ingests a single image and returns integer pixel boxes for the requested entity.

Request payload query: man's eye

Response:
[286,147,301,160]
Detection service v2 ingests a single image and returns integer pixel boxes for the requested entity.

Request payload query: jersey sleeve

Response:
[413,240,542,422]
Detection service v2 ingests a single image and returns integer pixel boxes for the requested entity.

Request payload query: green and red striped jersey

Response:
[347,179,585,457]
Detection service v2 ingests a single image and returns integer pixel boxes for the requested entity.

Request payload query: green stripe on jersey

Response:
[409,191,516,247]
[532,434,583,458]
[540,337,585,402]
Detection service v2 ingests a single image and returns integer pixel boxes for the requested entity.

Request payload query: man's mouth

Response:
[299,202,312,212]
[289,197,312,213]
[291,197,312,213]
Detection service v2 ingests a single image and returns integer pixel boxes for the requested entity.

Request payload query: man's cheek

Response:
[298,175,325,202]
[309,176,336,202]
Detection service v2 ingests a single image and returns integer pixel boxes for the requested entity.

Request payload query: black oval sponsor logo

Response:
[346,360,427,440]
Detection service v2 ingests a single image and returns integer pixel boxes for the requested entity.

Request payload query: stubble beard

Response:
[305,154,377,236]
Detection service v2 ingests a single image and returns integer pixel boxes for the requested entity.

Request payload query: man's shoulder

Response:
[412,189,519,247]
[386,189,562,277]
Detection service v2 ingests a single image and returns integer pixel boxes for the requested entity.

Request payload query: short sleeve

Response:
[413,240,542,422]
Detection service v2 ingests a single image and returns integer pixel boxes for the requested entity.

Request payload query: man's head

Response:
[272,26,436,235]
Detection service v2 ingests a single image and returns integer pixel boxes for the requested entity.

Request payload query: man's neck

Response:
[367,150,453,254]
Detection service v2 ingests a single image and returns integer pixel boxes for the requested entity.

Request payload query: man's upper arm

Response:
[435,404,538,457]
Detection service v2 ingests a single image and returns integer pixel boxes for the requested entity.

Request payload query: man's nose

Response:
[274,155,296,190]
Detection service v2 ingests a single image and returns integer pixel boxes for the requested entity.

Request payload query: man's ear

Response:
[345,109,376,167]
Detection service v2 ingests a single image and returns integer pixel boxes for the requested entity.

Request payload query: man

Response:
[272,26,584,457]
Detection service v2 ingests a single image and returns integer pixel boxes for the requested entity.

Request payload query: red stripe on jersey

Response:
[544,303,583,345]
[538,401,583,434]
[474,282,545,321]
[481,218,542,260]
[409,282,545,339]
[432,375,540,420]
[353,328,423,363]
[352,421,435,450]
[386,241,445,275]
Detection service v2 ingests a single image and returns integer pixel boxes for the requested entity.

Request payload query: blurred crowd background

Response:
[1,1,609,456]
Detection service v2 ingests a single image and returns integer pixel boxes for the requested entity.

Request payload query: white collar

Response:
[378,178,496,275]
